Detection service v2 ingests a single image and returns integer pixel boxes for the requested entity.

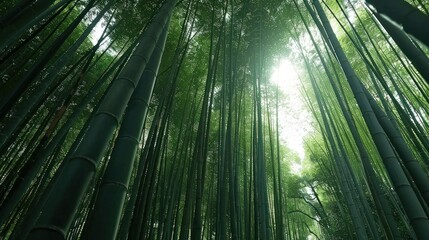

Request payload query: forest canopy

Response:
[1,0,429,239]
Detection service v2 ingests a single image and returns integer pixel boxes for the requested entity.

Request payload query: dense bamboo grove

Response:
[1,0,429,239]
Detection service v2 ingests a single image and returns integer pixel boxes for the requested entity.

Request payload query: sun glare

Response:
[271,59,299,92]
[87,11,116,55]
[270,58,312,174]
[90,21,110,51]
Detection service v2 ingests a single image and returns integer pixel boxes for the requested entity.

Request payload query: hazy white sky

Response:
[270,58,313,174]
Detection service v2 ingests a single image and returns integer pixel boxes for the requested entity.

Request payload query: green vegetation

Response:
[1,0,429,239]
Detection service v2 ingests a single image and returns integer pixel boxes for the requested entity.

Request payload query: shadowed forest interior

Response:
[1,0,429,239]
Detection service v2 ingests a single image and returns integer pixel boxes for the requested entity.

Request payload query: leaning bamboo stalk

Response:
[81,21,170,240]
[309,0,429,238]
[26,1,177,239]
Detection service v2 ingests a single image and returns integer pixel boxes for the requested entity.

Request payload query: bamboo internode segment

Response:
[26,1,177,239]
[366,0,429,47]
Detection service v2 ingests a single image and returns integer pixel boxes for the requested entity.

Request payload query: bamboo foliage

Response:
[0,0,98,119]
[1,0,429,239]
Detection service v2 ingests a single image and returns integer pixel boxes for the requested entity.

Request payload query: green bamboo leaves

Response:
[1,0,429,239]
